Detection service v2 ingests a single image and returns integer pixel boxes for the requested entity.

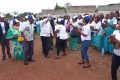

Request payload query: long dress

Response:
[103,19,116,54]
[90,21,96,47]
[93,22,104,50]
[6,27,24,60]
[69,22,79,50]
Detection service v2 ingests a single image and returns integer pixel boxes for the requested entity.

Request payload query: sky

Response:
[0,0,120,13]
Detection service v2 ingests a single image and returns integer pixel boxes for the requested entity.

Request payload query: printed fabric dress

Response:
[103,20,115,54]
[6,27,24,60]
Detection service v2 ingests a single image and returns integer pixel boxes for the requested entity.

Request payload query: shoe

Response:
[24,62,28,65]
[54,56,60,59]
[8,55,11,59]
[44,55,50,58]
[83,64,91,68]
[28,59,35,62]
[78,62,85,64]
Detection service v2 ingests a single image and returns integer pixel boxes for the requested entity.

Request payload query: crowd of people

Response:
[0,10,120,80]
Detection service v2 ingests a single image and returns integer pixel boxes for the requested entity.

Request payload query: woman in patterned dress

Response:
[7,19,24,60]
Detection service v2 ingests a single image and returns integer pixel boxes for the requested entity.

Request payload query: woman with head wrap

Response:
[6,19,24,61]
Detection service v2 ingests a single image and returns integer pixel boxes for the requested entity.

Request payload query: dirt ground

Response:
[0,36,120,80]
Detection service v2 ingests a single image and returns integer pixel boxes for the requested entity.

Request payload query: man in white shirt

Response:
[0,15,11,60]
[40,17,53,58]
[20,15,35,65]
[77,15,91,68]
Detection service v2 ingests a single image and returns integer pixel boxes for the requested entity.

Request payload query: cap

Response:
[84,15,91,23]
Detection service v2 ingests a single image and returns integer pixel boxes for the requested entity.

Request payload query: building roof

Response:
[66,6,96,13]
[98,4,120,11]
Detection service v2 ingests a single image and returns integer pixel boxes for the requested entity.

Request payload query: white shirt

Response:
[40,20,53,37]
[102,19,106,24]
[72,21,81,29]
[9,20,13,28]
[112,30,120,56]
[81,24,91,41]
[55,24,60,37]
[19,21,34,41]
[108,18,117,25]
[94,21,104,35]
[59,25,68,40]
[0,22,5,34]
[90,21,96,27]
[90,21,96,33]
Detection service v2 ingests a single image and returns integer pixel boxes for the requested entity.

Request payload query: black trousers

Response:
[57,39,67,56]
[55,37,59,49]
[0,36,10,58]
[111,54,120,80]
[41,36,50,56]
[49,36,53,49]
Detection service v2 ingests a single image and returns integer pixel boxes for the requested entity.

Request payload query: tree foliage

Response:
[54,3,65,10]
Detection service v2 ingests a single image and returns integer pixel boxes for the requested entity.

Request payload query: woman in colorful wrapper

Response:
[7,19,24,61]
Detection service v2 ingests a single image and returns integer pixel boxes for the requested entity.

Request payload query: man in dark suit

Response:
[0,15,11,60]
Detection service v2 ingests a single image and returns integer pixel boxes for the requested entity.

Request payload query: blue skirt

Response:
[103,36,114,54]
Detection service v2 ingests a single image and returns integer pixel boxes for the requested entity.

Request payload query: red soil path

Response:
[0,36,119,80]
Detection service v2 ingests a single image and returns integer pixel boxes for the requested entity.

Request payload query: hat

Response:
[27,15,34,20]
[72,16,78,19]
[13,19,20,25]
[57,18,64,25]
[84,15,91,23]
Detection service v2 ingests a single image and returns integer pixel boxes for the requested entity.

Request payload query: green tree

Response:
[4,13,12,21]
[54,3,65,10]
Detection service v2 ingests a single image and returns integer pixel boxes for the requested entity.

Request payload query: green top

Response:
[6,27,21,42]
